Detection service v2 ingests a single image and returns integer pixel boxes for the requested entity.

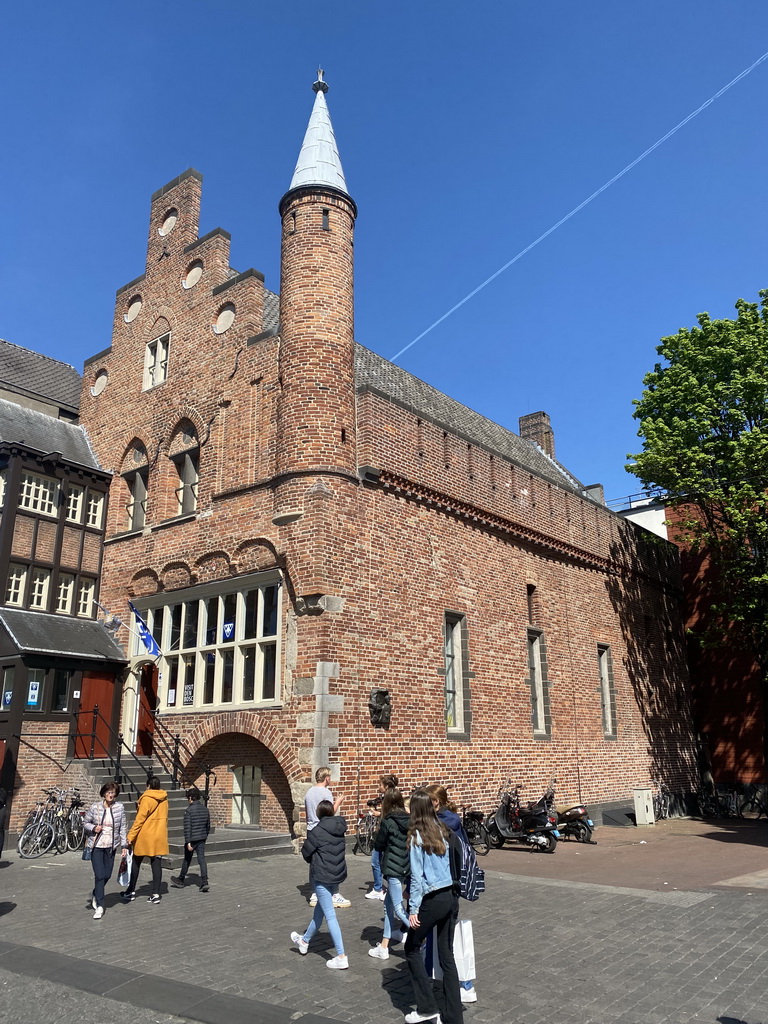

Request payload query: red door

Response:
[74,671,117,759]
[136,663,158,757]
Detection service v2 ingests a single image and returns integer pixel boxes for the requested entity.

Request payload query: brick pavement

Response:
[2,821,768,1024]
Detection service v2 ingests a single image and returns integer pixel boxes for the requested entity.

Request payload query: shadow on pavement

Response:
[0,901,17,916]
[695,820,768,848]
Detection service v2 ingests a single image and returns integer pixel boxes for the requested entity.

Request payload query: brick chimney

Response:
[519,411,555,459]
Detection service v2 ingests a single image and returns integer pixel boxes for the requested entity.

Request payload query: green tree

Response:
[629,290,768,776]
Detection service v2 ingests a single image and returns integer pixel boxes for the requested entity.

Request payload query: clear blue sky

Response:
[2,2,767,502]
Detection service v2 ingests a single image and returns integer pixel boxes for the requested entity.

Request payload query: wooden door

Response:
[74,671,117,759]
[136,663,158,757]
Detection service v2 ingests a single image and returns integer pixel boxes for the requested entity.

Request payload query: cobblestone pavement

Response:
[2,819,768,1024]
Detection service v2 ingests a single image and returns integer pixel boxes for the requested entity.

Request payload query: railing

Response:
[70,705,154,800]
[150,711,217,804]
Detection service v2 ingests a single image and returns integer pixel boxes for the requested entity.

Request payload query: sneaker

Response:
[368,943,389,959]
[332,893,351,908]
[365,888,386,900]
[92,906,105,920]
[170,876,185,888]
[290,930,309,955]
[147,894,162,904]
[404,1013,441,1024]
[309,892,318,906]
[460,987,478,1003]
[121,891,136,902]
[200,884,209,892]
[90,895,98,911]
[326,954,349,970]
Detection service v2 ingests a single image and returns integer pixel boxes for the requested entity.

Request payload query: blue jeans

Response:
[383,875,410,939]
[371,848,383,891]
[303,882,345,955]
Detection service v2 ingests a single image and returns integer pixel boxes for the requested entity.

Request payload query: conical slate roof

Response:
[288,71,349,195]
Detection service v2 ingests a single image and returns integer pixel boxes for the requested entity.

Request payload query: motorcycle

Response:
[484,781,560,853]
[544,777,596,844]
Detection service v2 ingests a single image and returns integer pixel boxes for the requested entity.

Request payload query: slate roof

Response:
[0,339,82,412]
[354,344,583,492]
[0,398,103,471]
[0,608,127,662]
[288,79,349,195]
[263,289,280,333]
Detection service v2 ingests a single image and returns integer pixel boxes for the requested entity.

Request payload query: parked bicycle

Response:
[461,805,490,855]
[17,786,85,859]
[651,780,672,821]
[354,799,380,856]
[739,784,768,819]
[697,784,741,819]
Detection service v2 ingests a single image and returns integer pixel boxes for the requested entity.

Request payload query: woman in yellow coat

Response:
[124,776,169,904]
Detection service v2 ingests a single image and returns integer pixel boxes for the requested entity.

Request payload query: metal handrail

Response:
[150,711,216,804]
[70,705,153,799]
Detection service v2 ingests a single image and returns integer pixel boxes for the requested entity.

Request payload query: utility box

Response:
[633,788,655,826]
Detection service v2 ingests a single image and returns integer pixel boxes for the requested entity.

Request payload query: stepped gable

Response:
[0,338,82,412]
[0,397,102,469]
[354,343,584,492]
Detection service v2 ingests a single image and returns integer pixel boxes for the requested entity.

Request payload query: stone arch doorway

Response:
[187,732,294,833]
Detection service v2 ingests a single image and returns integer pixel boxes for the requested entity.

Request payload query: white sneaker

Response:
[93,906,105,920]
[460,987,478,1003]
[309,892,318,906]
[404,1012,441,1023]
[290,931,309,955]
[368,943,389,959]
[332,893,351,908]
[326,954,349,970]
[365,888,386,900]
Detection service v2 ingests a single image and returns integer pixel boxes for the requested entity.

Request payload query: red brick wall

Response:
[11,722,97,831]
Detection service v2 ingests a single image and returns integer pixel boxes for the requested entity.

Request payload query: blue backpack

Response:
[448,827,485,902]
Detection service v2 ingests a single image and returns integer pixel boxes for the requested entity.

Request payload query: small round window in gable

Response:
[159,207,178,236]
[213,303,236,335]
[124,295,142,323]
[90,370,108,397]
[183,260,203,289]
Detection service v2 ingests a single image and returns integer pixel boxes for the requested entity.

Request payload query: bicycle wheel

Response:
[66,813,85,851]
[467,821,490,856]
[54,820,67,855]
[18,822,55,859]
[356,819,375,856]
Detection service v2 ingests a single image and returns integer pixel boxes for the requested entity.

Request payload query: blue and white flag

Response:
[128,602,161,657]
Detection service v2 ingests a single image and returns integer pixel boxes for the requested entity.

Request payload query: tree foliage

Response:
[629,290,768,667]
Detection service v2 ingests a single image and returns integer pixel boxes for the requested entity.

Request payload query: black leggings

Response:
[404,887,462,1024]
[129,854,162,895]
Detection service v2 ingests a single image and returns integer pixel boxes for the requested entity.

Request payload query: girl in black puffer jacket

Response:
[291,801,349,969]
[368,788,411,960]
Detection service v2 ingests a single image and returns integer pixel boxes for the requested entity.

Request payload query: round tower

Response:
[276,71,358,500]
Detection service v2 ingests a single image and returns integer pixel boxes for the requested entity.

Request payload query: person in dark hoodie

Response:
[170,787,211,892]
[368,787,411,960]
[291,799,349,969]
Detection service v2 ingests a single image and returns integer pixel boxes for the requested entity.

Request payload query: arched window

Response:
[169,421,199,516]
[122,442,149,531]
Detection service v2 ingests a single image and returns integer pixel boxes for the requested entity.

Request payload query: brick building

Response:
[0,341,125,837]
[73,73,698,835]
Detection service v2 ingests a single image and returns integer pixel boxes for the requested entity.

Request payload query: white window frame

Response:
[19,472,59,517]
[6,564,27,606]
[173,449,199,515]
[65,485,84,523]
[135,572,282,712]
[56,573,75,614]
[443,613,466,734]
[124,468,148,531]
[86,491,105,529]
[0,470,6,508]
[30,568,51,610]
[143,332,170,390]
[77,578,95,618]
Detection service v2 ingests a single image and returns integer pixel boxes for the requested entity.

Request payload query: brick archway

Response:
[181,711,303,784]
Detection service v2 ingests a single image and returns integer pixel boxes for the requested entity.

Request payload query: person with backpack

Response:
[427,784,480,1003]
[403,789,461,1024]
[368,787,410,959]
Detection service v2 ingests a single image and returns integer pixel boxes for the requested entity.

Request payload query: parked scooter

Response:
[485,781,560,853]
[544,777,596,844]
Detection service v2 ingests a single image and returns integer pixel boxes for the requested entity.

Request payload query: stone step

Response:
[166,828,294,864]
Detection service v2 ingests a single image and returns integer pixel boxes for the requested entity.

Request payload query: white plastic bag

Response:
[430,918,476,982]
[118,849,132,887]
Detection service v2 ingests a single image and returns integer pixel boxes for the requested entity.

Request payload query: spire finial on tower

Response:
[313,68,329,94]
